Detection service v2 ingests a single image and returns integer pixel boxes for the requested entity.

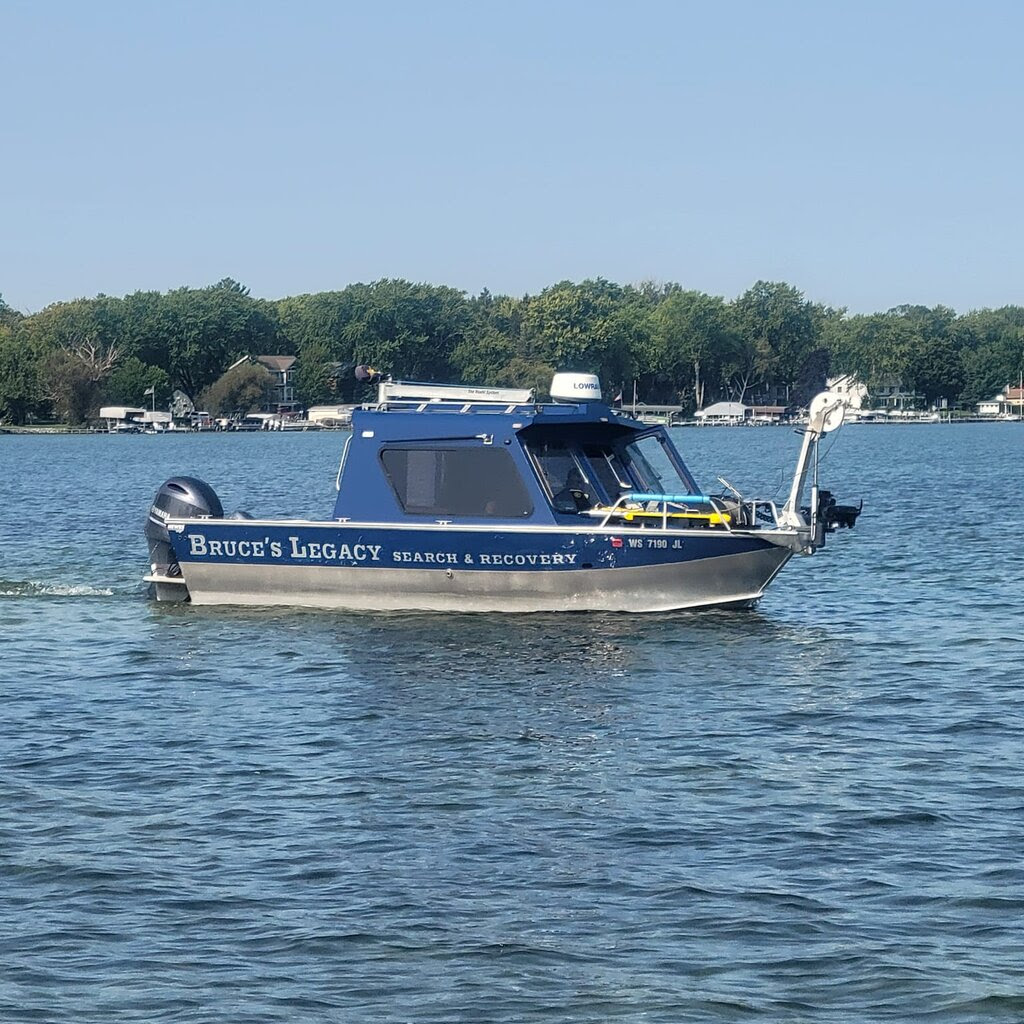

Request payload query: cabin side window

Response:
[380,447,533,517]
[525,441,594,513]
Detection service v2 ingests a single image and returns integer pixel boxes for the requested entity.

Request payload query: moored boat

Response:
[143,373,860,612]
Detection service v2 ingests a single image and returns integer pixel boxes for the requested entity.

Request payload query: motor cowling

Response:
[145,476,223,575]
[817,489,863,531]
[802,489,863,550]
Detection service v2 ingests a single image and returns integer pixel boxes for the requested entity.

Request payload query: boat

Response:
[143,372,861,612]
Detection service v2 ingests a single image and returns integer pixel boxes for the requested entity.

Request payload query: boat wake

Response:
[0,579,115,598]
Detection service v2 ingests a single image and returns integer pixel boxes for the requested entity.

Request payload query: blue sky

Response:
[2,0,1022,315]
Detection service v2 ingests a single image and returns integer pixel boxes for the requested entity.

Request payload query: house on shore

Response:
[872,381,923,411]
[229,355,300,417]
[693,401,789,426]
[748,404,787,424]
[827,374,869,411]
[255,355,298,415]
[625,402,684,426]
[977,385,1024,418]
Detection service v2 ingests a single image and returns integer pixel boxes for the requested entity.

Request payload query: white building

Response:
[827,374,869,410]
[695,402,748,425]
[977,385,1024,418]
[98,406,146,432]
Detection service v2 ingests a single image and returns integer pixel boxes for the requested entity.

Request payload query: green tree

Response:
[19,295,126,357]
[121,289,173,370]
[889,304,957,342]
[650,288,731,409]
[718,328,760,403]
[276,290,356,354]
[41,349,101,424]
[339,279,470,380]
[954,307,1024,404]
[163,279,280,398]
[790,348,832,409]
[906,335,965,405]
[279,280,471,391]
[451,291,526,385]
[451,328,521,386]
[0,332,40,424]
[291,340,340,405]
[825,312,918,388]
[105,356,170,407]
[37,335,121,423]
[520,279,644,393]
[732,281,822,398]
[495,356,557,396]
[279,290,369,403]
[961,340,1023,405]
[0,294,24,330]
[199,361,275,417]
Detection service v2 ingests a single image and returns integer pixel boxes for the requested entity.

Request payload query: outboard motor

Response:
[816,489,864,531]
[802,489,864,549]
[145,476,224,577]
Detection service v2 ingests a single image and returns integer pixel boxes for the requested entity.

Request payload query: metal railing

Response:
[588,492,784,532]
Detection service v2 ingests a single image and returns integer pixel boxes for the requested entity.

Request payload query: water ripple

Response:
[1,427,1023,1021]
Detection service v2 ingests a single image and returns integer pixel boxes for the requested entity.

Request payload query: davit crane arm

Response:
[780,392,860,551]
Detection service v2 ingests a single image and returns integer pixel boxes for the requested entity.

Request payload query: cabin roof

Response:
[351,400,647,440]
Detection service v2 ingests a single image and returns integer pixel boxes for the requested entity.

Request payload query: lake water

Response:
[1,424,1022,1022]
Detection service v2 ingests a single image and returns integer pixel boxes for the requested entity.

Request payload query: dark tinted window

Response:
[528,443,582,493]
[526,441,593,512]
[381,447,533,517]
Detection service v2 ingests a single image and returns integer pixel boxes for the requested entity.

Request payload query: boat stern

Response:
[144,476,225,602]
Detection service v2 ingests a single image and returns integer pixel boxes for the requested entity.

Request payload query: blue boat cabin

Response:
[332,398,703,527]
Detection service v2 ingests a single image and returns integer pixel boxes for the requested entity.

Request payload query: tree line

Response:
[1,276,1022,425]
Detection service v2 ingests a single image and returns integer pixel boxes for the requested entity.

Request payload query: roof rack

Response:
[373,399,539,415]
[377,379,534,405]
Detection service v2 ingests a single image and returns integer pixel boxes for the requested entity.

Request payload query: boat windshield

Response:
[623,432,699,495]
[582,443,633,499]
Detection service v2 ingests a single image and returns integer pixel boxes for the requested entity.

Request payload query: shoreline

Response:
[0,425,351,435]
[4,419,1022,435]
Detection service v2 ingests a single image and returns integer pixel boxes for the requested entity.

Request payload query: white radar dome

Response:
[550,372,602,403]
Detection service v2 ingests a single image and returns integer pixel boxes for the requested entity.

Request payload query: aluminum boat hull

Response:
[159,520,796,613]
